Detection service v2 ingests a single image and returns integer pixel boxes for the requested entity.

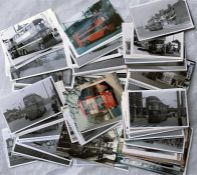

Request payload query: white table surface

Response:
[0,0,197,175]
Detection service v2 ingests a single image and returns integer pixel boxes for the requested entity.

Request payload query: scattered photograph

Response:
[2,128,36,168]
[64,73,123,133]
[132,32,184,59]
[130,0,194,41]
[63,0,123,57]
[10,47,69,80]
[0,77,62,133]
[125,137,185,153]
[15,68,74,88]
[123,22,184,60]
[13,141,71,166]
[127,89,188,128]
[0,9,65,67]
[129,60,195,89]
[56,123,123,167]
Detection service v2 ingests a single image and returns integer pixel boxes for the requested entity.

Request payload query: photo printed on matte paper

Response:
[2,128,36,168]
[127,89,188,128]
[0,9,64,67]
[130,0,194,41]
[0,77,62,133]
[10,47,69,80]
[63,0,123,57]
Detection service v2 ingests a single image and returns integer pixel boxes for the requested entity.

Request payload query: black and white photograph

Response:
[15,68,74,88]
[0,77,63,133]
[63,0,123,58]
[123,22,184,60]
[2,128,36,168]
[125,137,185,153]
[10,46,70,80]
[0,9,65,67]
[56,123,122,167]
[127,89,188,128]
[130,0,194,41]
[128,60,195,89]
[13,141,71,166]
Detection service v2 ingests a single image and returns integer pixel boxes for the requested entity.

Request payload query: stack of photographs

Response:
[0,0,195,174]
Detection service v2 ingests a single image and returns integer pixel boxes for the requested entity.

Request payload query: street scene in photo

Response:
[0,9,63,67]
[130,0,194,41]
[128,89,188,127]
[63,0,123,56]
[10,47,69,80]
[0,78,62,133]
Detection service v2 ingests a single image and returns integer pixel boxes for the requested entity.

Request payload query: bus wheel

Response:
[39,43,45,50]
[23,49,28,55]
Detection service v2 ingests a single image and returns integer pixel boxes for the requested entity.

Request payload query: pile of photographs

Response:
[0,0,196,174]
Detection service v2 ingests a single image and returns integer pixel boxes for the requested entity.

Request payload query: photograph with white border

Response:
[130,0,194,41]
[0,77,63,133]
[0,9,66,67]
[126,88,189,128]
[62,0,123,58]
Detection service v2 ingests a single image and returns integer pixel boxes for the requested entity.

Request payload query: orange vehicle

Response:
[73,15,115,47]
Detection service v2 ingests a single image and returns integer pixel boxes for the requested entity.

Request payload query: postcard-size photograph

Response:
[13,139,72,167]
[56,122,124,169]
[130,0,194,41]
[15,68,74,89]
[0,9,66,67]
[126,88,189,128]
[10,46,70,81]
[123,22,184,60]
[63,0,123,58]
[64,73,123,133]
[0,77,63,133]
[2,128,36,168]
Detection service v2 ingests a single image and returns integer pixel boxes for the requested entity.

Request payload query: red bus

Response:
[73,15,115,48]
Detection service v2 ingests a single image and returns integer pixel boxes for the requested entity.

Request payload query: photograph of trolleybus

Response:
[63,0,123,57]
[127,89,188,128]
[0,77,62,133]
[0,9,63,67]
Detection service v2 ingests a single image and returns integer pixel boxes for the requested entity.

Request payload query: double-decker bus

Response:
[8,18,61,59]
[23,93,46,121]
[67,14,116,48]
